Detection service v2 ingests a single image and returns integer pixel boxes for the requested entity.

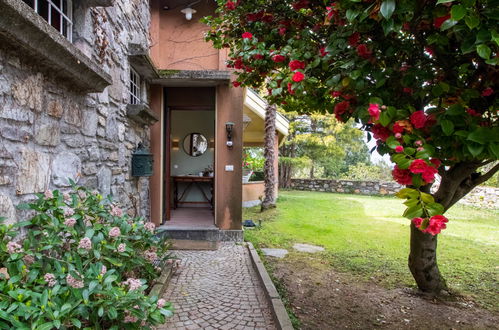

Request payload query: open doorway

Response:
[164,87,216,228]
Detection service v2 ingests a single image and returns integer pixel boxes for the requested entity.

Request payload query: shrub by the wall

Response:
[0,186,172,329]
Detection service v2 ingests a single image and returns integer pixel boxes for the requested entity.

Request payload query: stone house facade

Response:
[0,0,154,224]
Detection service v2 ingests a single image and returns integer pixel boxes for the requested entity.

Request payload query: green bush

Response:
[0,186,173,329]
[249,171,264,181]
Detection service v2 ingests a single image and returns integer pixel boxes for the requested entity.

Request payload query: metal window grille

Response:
[22,0,73,41]
[129,68,141,105]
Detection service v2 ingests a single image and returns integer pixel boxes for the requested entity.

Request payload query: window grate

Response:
[129,68,141,105]
[22,0,73,41]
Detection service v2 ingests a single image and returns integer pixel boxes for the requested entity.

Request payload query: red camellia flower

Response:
[430,158,441,168]
[356,44,371,59]
[392,165,413,185]
[424,215,448,235]
[412,217,424,228]
[395,145,404,153]
[348,32,360,46]
[421,165,438,183]
[234,58,243,69]
[403,87,413,94]
[368,103,380,122]
[232,81,241,87]
[466,108,481,117]
[481,87,494,96]
[333,100,350,121]
[242,32,253,39]
[408,159,428,174]
[289,60,306,71]
[410,110,427,129]
[253,54,264,60]
[292,71,305,82]
[433,14,451,29]
[371,124,391,141]
[279,27,286,35]
[392,122,405,134]
[425,46,434,56]
[225,1,236,10]
[319,47,329,57]
[272,54,286,63]
[331,90,342,98]
[287,83,295,95]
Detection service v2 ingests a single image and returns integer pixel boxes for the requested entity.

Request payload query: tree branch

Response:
[472,162,499,186]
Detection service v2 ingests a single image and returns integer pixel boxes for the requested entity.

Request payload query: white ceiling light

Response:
[181,7,197,20]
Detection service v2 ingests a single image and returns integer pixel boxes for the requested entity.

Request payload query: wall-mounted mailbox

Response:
[131,143,153,177]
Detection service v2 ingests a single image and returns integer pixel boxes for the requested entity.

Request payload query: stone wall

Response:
[291,179,403,195]
[290,179,499,209]
[0,1,152,225]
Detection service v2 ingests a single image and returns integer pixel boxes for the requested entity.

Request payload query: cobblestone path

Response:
[157,243,276,330]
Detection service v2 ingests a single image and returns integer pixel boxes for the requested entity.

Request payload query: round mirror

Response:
[183,133,208,157]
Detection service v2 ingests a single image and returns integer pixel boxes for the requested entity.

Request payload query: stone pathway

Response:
[157,243,276,330]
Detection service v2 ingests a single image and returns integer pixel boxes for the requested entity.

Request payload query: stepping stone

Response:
[293,243,325,253]
[261,248,288,258]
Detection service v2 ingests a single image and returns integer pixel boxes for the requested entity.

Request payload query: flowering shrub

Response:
[0,186,172,329]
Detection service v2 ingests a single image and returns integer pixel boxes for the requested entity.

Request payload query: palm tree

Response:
[261,104,277,211]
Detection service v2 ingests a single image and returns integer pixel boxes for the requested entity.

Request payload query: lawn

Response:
[244,190,499,310]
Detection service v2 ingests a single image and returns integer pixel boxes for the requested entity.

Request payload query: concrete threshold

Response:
[246,242,294,330]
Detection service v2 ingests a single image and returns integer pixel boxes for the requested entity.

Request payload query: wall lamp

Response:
[225,122,234,149]
[181,7,196,20]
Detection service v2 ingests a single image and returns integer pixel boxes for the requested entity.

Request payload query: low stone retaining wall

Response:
[291,179,402,195]
[290,179,498,209]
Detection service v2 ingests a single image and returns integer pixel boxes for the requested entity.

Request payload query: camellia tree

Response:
[203,0,498,293]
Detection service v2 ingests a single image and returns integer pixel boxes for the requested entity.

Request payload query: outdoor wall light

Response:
[225,122,235,149]
[181,7,196,20]
[172,139,179,150]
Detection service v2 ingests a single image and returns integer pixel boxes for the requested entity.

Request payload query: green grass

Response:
[244,190,499,310]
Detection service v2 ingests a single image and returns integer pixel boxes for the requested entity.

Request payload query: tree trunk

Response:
[261,104,277,211]
[408,223,447,293]
[309,164,315,179]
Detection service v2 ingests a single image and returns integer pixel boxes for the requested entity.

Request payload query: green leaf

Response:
[380,0,396,19]
[395,188,419,199]
[386,136,400,148]
[392,154,411,169]
[467,127,489,144]
[446,104,464,115]
[108,307,118,320]
[104,274,118,285]
[403,204,423,219]
[378,111,392,127]
[426,203,445,216]
[477,44,491,59]
[488,143,499,158]
[60,303,72,316]
[420,192,435,204]
[441,19,458,30]
[465,15,480,29]
[41,289,48,307]
[440,120,454,136]
[346,9,359,22]
[54,319,61,329]
[85,228,95,239]
[451,5,466,21]
[437,0,454,3]
[98,306,104,317]
[467,143,485,157]
[71,319,82,328]
[492,30,499,46]
[38,323,54,330]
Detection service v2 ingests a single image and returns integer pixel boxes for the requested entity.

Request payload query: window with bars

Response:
[129,68,141,105]
[22,0,73,41]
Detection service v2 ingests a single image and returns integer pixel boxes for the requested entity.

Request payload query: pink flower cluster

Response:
[124,311,138,323]
[117,243,126,253]
[123,278,142,291]
[66,273,84,289]
[78,237,92,250]
[64,218,77,227]
[44,190,54,199]
[23,255,35,265]
[7,241,23,254]
[110,205,123,217]
[157,298,166,309]
[44,273,57,287]
[144,222,155,233]
[64,207,75,217]
[412,215,448,235]
[144,249,158,263]
[109,227,121,238]
[368,103,380,122]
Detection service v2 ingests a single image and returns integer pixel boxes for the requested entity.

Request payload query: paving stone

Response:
[260,248,288,258]
[292,243,325,253]
[160,243,275,329]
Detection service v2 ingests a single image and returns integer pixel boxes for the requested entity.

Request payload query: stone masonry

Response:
[291,178,499,209]
[0,1,153,224]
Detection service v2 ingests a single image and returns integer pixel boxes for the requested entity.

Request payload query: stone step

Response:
[157,227,243,250]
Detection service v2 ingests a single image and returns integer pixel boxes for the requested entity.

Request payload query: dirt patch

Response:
[269,254,499,329]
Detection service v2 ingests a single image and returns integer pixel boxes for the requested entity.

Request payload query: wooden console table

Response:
[172,176,214,209]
